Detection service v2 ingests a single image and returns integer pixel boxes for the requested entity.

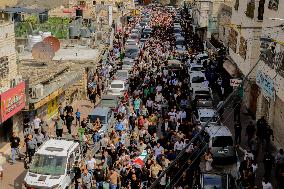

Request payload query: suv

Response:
[205,125,237,163]
[24,138,82,189]
[88,107,115,137]
[197,108,219,126]
[192,86,214,108]
[189,72,207,91]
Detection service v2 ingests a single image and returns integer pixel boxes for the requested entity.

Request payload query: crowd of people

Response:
[4,4,284,189]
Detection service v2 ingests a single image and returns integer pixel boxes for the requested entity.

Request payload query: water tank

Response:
[42,32,52,39]
[39,10,48,23]
[28,35,43,51]
[80,27,91,38]
[69,26,80,39]
[76,8,83,18]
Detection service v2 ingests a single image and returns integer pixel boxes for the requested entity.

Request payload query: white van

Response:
[24,138,82,189]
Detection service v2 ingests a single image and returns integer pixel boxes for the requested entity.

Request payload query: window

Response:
[239,37,247,59]
[258,0,265,20]
[212,136,233,147]
[111,84,124,89]
[268,0,279,10]
[228,29,238,52]
[246,0,255,19]
[234,0,240,10]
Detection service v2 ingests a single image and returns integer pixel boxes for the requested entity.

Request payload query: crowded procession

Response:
[1,2,284,189]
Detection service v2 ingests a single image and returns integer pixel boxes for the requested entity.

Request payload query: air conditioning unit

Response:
[16,45,25,53]
[31,84,44,99]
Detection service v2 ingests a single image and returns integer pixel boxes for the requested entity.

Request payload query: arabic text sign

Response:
[0,82,26,123]
[256,70,275,101]
[230,79,242,87]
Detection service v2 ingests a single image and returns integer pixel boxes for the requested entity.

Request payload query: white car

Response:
[24,139,82,189]
[188,63,205,74]
[197,108,219,126]
[107,80,128,96]
[126,39,139,46]
[114,69,130,82]
[189,71,207,91]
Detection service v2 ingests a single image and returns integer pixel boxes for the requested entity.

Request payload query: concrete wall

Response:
[0,21,18,90]
[0,0,18,8]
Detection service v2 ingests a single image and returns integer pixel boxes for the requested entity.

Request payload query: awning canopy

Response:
[223,59,240,77]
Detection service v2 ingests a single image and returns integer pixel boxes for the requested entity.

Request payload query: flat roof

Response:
[36,139,79,156]
[19,45,100,61]
[0,7,47,14]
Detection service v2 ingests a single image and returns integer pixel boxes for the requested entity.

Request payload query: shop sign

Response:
[256,70,275,101]
[47,97,58,118]
[0,82,26,123]
[230,79,242,87]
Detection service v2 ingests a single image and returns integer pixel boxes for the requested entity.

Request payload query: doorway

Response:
[250,84,259,118]
[0,117,13,143]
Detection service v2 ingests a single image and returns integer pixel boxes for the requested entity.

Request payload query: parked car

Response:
[99,95,120,113]
[107,79,128,96]
[187,63,205,74]
[175,36,186,51]
[114,69,130,82]
[126,39,139,46]
[192,86,214,107]
[197,108,219,126]
[205,125,237,163]
[189,71,207,91]
[125,45,140,60]
[142,28,152,38]
[88,107,115,137]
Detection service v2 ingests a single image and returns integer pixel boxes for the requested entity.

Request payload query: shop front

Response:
[0,82,26,142]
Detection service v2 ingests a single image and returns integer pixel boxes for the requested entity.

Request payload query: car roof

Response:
[125,45,139,49]
[205,126,232,137]
[198,108,215,116]
[101,95,118,100]
[116,69,129,73]
[36,139,79,156]
[193,86,210,91]
[91,107,110,116]
[111,80,125,84]
[190,63,204,68]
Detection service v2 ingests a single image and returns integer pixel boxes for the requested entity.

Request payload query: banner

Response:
[0,82,26,123]
[47,97,58,118]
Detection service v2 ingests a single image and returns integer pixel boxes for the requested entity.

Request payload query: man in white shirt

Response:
[180,110,187,123]
[174,140,184,155]
[156,84,163,93]
[86,155,96,173]
[33,116,41,133]
[168,109,177,122]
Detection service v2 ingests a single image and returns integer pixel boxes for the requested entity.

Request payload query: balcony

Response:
[246,1,255,19]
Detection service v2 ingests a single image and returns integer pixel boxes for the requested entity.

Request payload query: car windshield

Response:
[111,84,124,89]
[116,72,128,78]
[203,174,223,189]
[89,115,106,124]
[101,99,117,108]
[176,40,185,46]
[125,48,139,54]
[192,76,205,83]
[174,28,181,32]
[200,116,217,123]
[196,94,212,100]
[191,67,204,71]
[212,136,233,147]
[29,154,67,175]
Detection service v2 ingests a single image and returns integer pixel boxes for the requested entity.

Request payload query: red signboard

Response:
[0,82,26,123]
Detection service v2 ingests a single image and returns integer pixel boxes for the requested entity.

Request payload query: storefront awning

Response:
[223,59,240,77]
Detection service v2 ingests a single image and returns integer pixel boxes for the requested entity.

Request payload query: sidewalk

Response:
[223,104,279,188]
[0,99,95,189]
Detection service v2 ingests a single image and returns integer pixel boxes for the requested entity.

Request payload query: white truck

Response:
[24,138,82,189]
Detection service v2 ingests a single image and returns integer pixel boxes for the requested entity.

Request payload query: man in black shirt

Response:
[93,164,104,189]
[10,132,21,163]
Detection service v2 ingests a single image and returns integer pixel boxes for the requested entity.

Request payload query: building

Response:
[226,0,266,117]
[255,0,284,147]
[18,43,103,124]
[217,2,232,47]
[0,12,26,144]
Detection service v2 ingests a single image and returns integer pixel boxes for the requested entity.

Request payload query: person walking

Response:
[204,151,213,171]
[9,132,21,164]
[234,102,241,122]
[81,169,92,189]
[263,152,275,179]
[26,134,37,163]
[54,115,64,137]
[75,109,81,127]
[0,153,5,180]
[246,121,256,145]
[109,169,120,189]
[33,116,41,134]
[234,121,242,145]
[65,112,74,135]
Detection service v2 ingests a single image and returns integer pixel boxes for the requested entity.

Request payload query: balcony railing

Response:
[246,1,255,19]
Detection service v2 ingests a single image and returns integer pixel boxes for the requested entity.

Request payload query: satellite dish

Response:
[32,42,55,61]
[43,36,60,52]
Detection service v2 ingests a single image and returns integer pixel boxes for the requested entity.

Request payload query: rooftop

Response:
[19,45,100,61]
[36,139,79,156]
[0,7,47,14]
